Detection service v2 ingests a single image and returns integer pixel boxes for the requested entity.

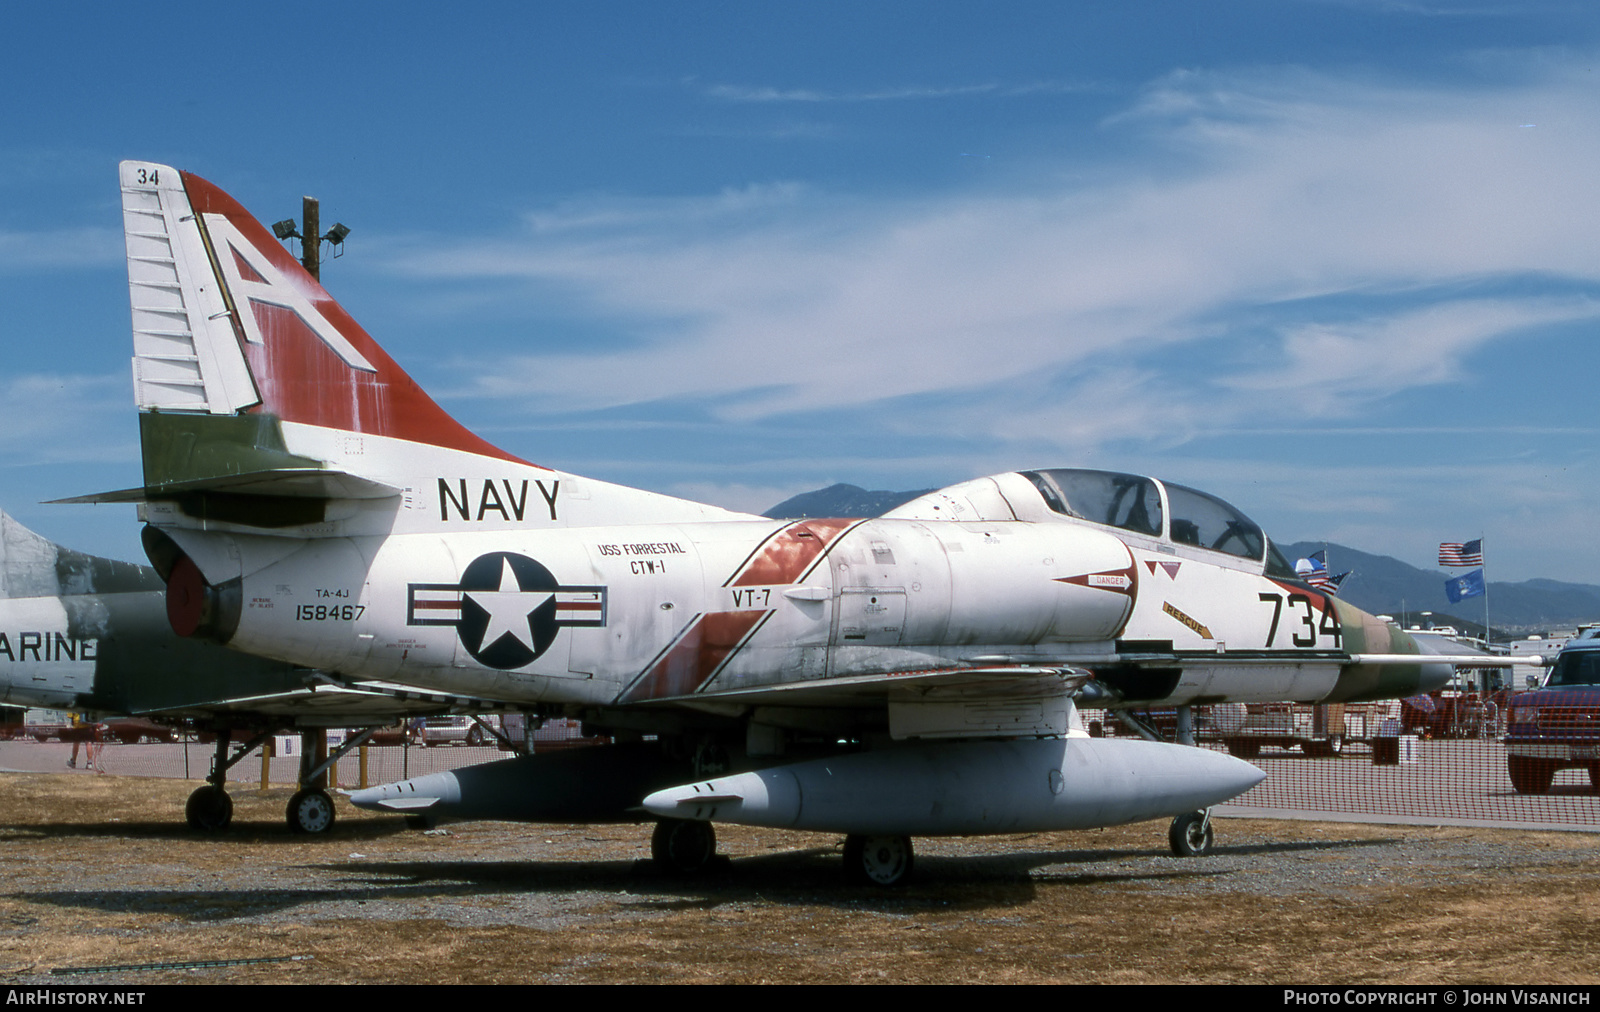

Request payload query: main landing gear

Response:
[184,728,273,833]
[648,809,1216,887]
[183,726,388,834]
[651,819,719,874]
[844,834,915,887]
[287,787,337,834]
[184,783,233,833]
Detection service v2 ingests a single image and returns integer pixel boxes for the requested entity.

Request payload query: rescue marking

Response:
[1162,602,1213,640]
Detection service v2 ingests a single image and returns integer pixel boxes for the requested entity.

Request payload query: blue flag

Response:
[1445,568,1485,603]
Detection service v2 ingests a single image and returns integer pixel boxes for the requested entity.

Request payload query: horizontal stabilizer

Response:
[51,468,402,505]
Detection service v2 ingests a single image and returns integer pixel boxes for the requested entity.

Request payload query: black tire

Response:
[286,789,337,834]
[1225,739,1260,759]
[843,834,915,887]
[1508,756,1555,794]
[466,725,484,747]
[651,819,716,874]
[185,785,233,832]
[1168,811,1214,857]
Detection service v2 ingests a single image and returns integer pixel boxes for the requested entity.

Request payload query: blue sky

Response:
[3,2,1599,583]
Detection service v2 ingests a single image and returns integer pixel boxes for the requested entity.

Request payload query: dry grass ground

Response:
[2,771,1599,984]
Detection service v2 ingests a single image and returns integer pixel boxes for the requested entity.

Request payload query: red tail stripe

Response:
[180,171,531,466]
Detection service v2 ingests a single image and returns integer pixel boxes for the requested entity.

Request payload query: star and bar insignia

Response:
[408,552,606,669]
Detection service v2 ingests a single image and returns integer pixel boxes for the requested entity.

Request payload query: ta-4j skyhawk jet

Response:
[76,160,1485,884]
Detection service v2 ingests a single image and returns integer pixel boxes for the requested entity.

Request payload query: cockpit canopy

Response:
[1020,468,1295,577]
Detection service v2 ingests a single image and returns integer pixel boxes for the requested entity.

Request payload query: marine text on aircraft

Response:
[0,632,97,663]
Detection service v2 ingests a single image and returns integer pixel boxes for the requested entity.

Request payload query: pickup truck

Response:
[1504,628,1600,793]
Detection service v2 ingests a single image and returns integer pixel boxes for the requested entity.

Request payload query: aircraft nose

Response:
[1404,630,1458,695]
[1327,603,1455,701]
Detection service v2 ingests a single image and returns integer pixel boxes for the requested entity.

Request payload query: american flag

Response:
[1438,539,1483,567]
[1308,570,1349,595]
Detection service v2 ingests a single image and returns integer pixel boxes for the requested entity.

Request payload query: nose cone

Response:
[1406,630,1460,695]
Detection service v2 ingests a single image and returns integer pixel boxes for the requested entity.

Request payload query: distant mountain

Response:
[763,484,934,520]
[759,486,1600,633]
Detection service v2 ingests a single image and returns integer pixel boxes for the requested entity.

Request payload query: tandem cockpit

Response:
[1018,468,1298,578]
[887,467,1298,579]
[883,467,1305,576]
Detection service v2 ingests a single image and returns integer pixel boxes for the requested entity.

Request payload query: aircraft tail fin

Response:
[0,511,162,599]
[118,160,527,501]
[112,161,757,533]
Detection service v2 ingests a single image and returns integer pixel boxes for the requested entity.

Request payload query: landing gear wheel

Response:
[185,785,233,832]
[844,834,914,887]
[651,819,717,874]
[1508,756,1555,794]
[1168,811,1214,857]
[286,789,337,834]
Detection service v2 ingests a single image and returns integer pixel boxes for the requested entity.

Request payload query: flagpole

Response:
[1482,533,1490,653]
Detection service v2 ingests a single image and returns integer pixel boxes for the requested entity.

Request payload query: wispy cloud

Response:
[378,52,1600,580]
[0,228,121,272]
[1225,297,1600,414]
[0,373,132,464]
[694,79,1100,104]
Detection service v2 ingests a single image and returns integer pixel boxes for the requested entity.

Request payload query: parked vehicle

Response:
[1210,702,1398,757]
[496,715,610,753]
[1504,628,1600,793]
[99,717,179,744]
[22,708,74,742]
[415,714,497,747]
[1102,702,1396,757]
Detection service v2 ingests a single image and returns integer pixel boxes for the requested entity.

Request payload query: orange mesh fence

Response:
[1084,702,1600,830]
[9,705,1600,830]
[1,720,600,792]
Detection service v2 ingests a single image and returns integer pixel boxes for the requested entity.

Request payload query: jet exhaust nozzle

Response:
[141,525,240,644]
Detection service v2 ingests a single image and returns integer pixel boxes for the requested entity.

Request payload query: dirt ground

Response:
[3,771,1599,985]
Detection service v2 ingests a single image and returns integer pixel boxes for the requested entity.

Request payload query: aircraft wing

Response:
[127,676,522,724]
[669,664,1094,707]
[656,641,1519,715]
